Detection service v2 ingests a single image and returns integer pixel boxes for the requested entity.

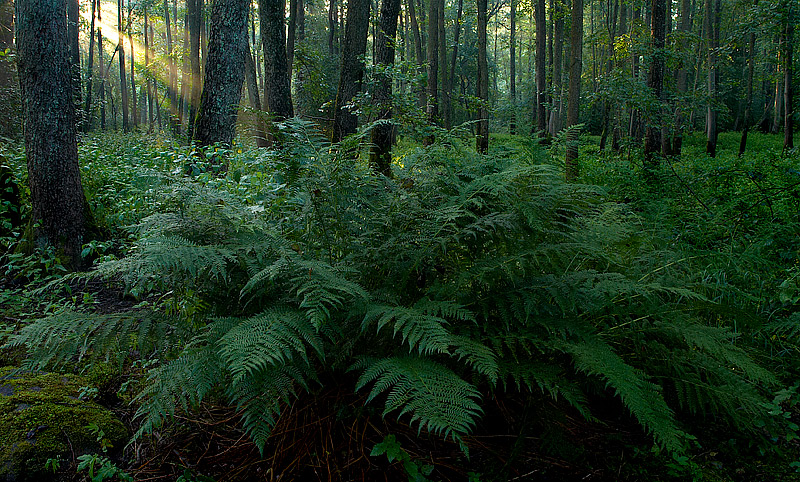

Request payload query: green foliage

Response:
[7,127,788,461]
[371,434,435,482]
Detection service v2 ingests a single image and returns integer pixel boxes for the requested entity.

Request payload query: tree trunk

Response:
[739,32,755,156]
[188,0,203,139]
[165,0,179,134]
[509,0,516,134]
[194,0,249,147]
[245,43,269,147]
[331,0,369,141]
[565,0,583,181]
[67,0,81,119]
[84,0,96,131]
[476,0,488,153]
[548,0,563,135]
[369,0,402,176]
[784,0,794,150]
[426,0,440,135]
[0,0,21,140]
[328,0,338,55]
[535,0,547,135]
[144,7,153,132]
[705,0,720,157]
[129,1,137,128]
[16,0,86,268]
[671,0,691,154]
[287,0,297,81]
[261,0,295,137]
[119,0,129,131]
[448,0,463,104]
[438,0,449,128]
[644,0,666,165]
[98,1,105,130]
[406,0,425,108]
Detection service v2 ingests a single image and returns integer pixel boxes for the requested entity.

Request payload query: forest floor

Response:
[2,129,800,481]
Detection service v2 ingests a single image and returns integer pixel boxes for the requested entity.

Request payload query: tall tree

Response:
[0,0,21,139]
[84,0,96,131]
[644,0,666,164]
[510,0,517,134]
[476,0,488,153]
[129,0,138,128]
[98,1,105,130]
[783,0,794,150]
[548,0,564,135]
[119,0,129,131]
[739,31,755,156]
[165,0,178,133]
[67,0,80,114]
[261,0,294,140]
[16,0,86,268]
[331,0,370,141]
[671,0,692,155]
[426,0,440,132]
[328,0,338,55]
[705,0,720,157]
[565,0,583,181]
[245,43,269,147]
[187,0,203,139]
[535,0,547,135]
[194,0,250,146]
[369,0,402,175]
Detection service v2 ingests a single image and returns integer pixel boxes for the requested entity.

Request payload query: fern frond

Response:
[561,338,686,452]
[361,304,452,355]
[218,307,324,384]
[355,356,482,439]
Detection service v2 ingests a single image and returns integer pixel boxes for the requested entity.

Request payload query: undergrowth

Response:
[3,126,799,478]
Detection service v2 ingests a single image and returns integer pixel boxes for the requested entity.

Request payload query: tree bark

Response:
[328,0,338,55]
[331,0,369,141]
[705,0,720,157]
[784,0,794,150]
[426,0,440,134]
[188,0,203,139]
[739,32,755,156]
[261,0,294,133]
[0,0,21,139]
[84,0,96,131]
[369,0,402,176]
[67,0,81,118]
[245,43,269,147]
[548,0,563,135]
[535,0,547,135]
[476,0,488,153]
[98,2,105,130]
[644,0,666,165]
[16,0,86,268]
[119,0,129,131]
[509,0,516,134]
[565,0,583,181]
[194,0,249,147]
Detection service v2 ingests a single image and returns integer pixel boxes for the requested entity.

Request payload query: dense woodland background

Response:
[0,0,800,480]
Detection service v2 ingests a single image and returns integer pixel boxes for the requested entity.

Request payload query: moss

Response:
[0,367,128,482]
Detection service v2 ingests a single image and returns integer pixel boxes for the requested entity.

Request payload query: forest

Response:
[0,0,798,479]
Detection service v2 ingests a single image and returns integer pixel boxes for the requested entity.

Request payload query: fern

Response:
[354,356,483,440]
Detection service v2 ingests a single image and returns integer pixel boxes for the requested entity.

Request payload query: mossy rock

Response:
[0,367,128,482]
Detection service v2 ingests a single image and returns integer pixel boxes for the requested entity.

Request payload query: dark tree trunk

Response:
[119,0,129,131]
[261,0,294,139]
[16,0,86,268]
[509,0,516,134]
[331,0,369,141]
[406,0,425,108]
[705,0,720,157]
[565,0,583,181]
[438,0,449,128]
[67,0,81,118]
[165,0,178,134]
[180,9,189,131]
[739,32,755,156]
[129,1,138,128]
[535,0,547,135]
[369,0,401,176]
[194,0,249,147]
[188,0,203,139]
[426,0,440,133]
[784,1,794,150]
[245,43,269,147]
[671,0,691,155]
[98,2,105,130]
[644,0,666,165]
[476,0,488,153]
[548,0,563,135]
[328,0,338,55]
[84,0,96,131]
[0,0,21,139]
[447,0,463,106]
